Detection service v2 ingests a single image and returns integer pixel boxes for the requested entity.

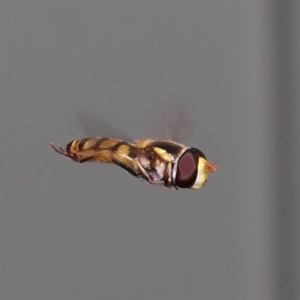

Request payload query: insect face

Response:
[173,148,217,189]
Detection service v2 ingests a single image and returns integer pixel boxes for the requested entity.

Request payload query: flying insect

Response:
[50,106,217,190]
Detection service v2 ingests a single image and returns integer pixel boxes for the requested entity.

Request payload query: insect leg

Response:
[50,143,67,155]
[50,143,92,163]
[111,149,160,185]
[137,160,156,184]
[112,158,141,177]
[112,156,156,184]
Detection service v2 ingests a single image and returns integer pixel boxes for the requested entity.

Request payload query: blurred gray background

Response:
[0,1,299,300]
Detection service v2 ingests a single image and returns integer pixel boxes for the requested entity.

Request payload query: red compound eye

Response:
[175,148,206,188]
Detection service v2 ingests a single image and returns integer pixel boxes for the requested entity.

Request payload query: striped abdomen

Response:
[64,137,140,164]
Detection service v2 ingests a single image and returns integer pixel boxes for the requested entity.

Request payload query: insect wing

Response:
[147,98,196,143]
[76,107,133,141]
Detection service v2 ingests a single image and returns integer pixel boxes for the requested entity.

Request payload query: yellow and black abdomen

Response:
[68,137,142,164]
[63,138,120,163]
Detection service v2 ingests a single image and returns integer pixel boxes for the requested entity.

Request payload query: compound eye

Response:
[175,149,201,188]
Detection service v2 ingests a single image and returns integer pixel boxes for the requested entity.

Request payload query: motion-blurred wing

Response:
[148,98,196,143]
[76,107,133,141]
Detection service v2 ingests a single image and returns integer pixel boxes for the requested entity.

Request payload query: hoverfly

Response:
[50,106,217,190]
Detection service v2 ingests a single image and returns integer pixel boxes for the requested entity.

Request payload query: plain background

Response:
[0,1,299,300]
